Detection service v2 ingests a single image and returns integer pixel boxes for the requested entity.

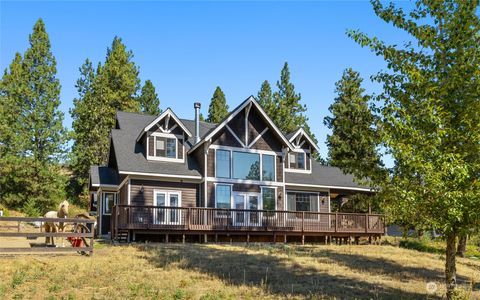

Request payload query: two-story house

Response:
[89,96,384,243]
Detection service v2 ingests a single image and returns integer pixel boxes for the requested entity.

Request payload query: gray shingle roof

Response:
[111,111,215,177]
[90,166,119,186]
[285,161,370,190]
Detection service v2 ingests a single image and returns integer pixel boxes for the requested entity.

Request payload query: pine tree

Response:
[349,1,480,297]
[138,80,160,115]
[272,62,308,134]
[0,19,67,213]
[70,37,142,201]
[324,68,384,183]
[207,86,228,123]
[257,80,274,115]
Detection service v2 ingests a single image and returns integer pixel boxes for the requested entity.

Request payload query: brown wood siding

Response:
[192,147,205,175]
[247,109,265,145]
[207,182,215,208]
[207,149,215,177]
[178,139,184,159]
[232,184,260,193]
[148,135,154,156]
[251,129,283,152]
[276,156,283,182]
[306,153,311,170]
[211,129,243,147]
[130,179,199,207]
[227,109,246,145]
[119,183,128,205]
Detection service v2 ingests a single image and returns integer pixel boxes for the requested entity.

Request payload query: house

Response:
[89,96,385,243]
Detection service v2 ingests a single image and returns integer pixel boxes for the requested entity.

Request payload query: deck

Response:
[111,205,385,242]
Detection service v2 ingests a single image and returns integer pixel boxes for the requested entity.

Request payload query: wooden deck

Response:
[111,205,385,242]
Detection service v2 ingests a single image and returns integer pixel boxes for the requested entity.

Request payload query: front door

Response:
[154,191,181,225]
[233,192,261,226]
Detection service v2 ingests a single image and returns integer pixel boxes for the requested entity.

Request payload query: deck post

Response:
[365,213,368,233]
[335,213,338,233]
[215,233,218,243]
[165,234,169,243]
[284,235,287,244]
[187,208,191,230]
[301,234,305,245]
[247,233,250,245]
[301,212,305,232]
[204,234,208,243]
[324,236,328,245]
[182,234,185,244]
[273,233,276,244]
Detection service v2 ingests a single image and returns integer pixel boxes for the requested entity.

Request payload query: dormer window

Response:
[289,152,305,169]
[155,136,177,158]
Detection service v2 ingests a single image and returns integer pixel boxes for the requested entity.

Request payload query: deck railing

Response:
[112,205,385,239]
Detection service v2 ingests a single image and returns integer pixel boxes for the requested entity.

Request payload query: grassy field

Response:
[0,241,479,300]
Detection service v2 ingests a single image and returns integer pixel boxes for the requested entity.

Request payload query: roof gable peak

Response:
[136,108,193,142]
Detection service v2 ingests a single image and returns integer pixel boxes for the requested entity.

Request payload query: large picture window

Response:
[287,192,318,212]
[262,154,275,181]
[215,184,231,209]
[216,149,231,178]
[233,151,260,180]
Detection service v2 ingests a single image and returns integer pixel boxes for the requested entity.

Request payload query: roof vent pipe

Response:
[194,102,201,143]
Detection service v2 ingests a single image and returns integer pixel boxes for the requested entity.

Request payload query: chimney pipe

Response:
[194,102,201,143]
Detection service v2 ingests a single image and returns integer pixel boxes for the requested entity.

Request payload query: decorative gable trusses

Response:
[136,108,193,142]
[188,96,295,154]
[288,128,320,153]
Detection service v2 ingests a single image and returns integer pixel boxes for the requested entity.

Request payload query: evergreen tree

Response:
[70,37,141,202]
[257,80,274,115]
[324,68,384,183]
[207,86,228,123]
[349,1,480,297]
[0,19,67,214]
[272,62,308,134]
[138,80,160,115]
[199,113,205,122]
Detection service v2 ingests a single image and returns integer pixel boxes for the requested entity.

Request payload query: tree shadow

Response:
[137,244,440,299]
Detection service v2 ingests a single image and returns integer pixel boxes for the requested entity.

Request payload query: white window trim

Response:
[147,132,185,163]
[211,145,278,183]
[103,192,118,215]
[214,182,233,209]
[260,186,278,211]
[284,150,312,174]
[153,189,182,207]
[284,190,330,213]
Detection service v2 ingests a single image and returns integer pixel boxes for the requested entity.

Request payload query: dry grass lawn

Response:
[0,242,479,299]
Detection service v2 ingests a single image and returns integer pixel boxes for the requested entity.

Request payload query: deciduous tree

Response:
[349,1,480,298]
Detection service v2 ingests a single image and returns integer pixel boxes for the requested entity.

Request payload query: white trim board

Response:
[285,182,372,192]
[137,108,193,142]
[189,96,295,154]
[119,171,202,180]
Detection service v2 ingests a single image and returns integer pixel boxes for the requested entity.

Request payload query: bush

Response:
[398,239,444,254]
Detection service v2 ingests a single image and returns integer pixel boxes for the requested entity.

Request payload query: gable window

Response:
[215,184,231,209]
[216,149,231,178]
[289,152,305,170]
[233,151,260,180]
[155,136,176,158]
[262,154,275,181]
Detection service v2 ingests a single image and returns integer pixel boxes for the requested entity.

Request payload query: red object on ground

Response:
[67,237,83,247]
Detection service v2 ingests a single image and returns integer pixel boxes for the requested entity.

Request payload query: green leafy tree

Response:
[207,86,228,123]
[138,80,161,115]
[324,68,385,184]
[348,1,480,298]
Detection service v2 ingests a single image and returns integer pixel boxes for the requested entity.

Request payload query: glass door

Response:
[154,192,166,224]
[154,191,181,225]
[248,195,261,226]
[169,193,180,224]
[233,194,245,226]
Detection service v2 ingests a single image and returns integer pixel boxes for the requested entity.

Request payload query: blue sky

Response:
[0,1,412,163]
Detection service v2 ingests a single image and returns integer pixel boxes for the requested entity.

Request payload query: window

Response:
[233,151,260,180]
[262,154,275,181]
[289,152,306,169]
[215,184,231,209]
[103,193,116,215]
[154,136,177,158]
[262,188,276,211]
[153,190,182,224]
[286,192,318,212]
[216,149,231,178]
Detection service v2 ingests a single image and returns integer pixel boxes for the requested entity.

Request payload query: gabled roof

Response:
[136,108,193,142]
[287,127,320,153]
[188,96,295,154]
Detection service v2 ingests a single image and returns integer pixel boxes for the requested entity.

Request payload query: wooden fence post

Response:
[335,213,338,233]
[365,213,368,233]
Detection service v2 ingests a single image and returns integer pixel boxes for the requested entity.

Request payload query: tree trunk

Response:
[445,232,457,300]
[456,234,467,258]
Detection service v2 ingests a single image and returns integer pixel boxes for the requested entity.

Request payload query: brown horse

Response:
[44,200,69,246]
